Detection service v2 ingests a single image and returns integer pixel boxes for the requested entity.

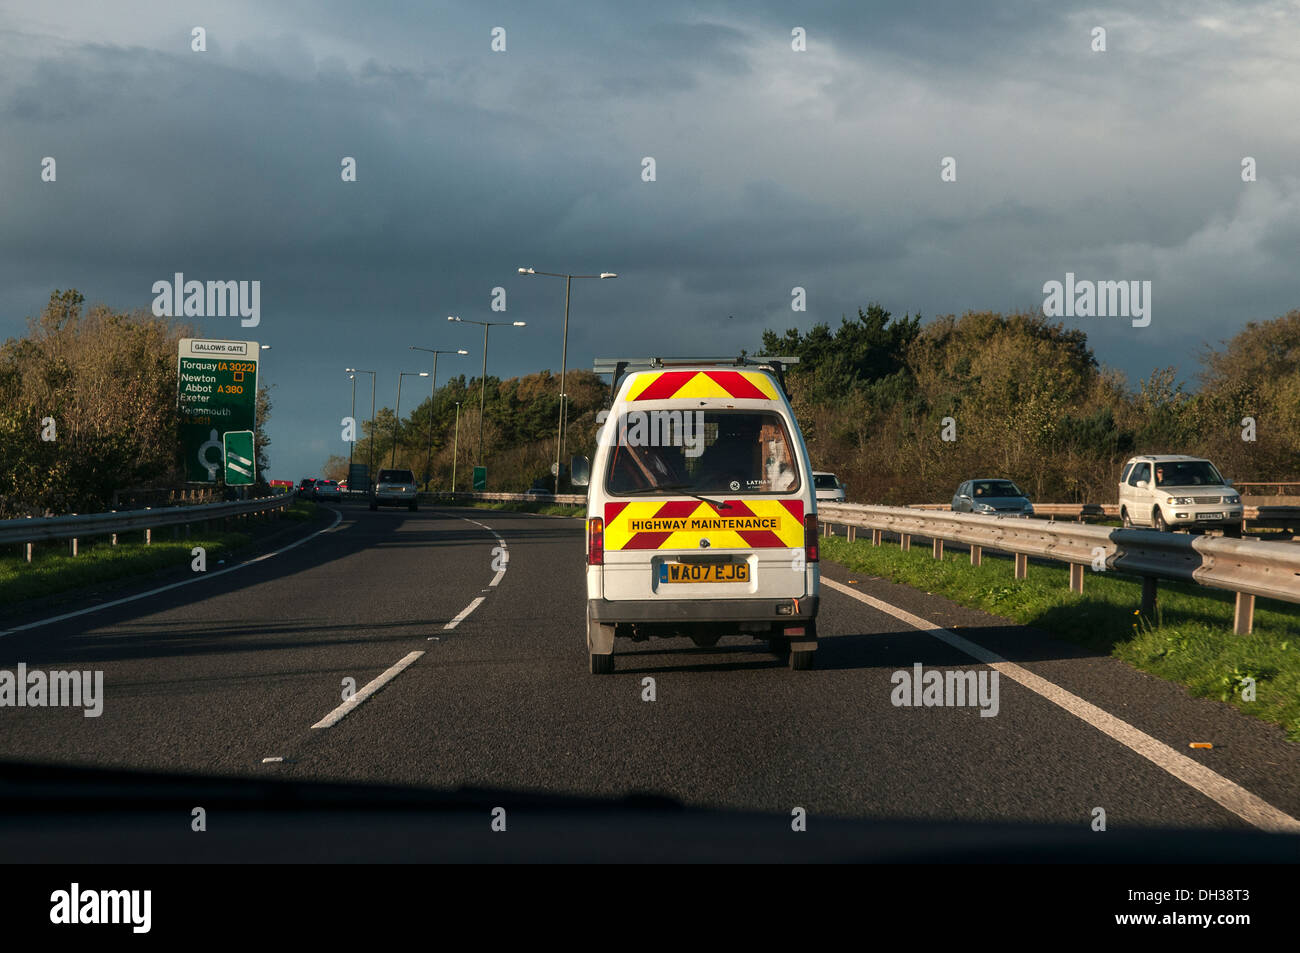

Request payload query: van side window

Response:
[1120,463,1133,484]
[1129,463,1150,486]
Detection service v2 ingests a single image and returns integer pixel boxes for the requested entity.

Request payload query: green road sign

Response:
[178,339,259,482]
[223,431,256,486]
[472,466,487,491]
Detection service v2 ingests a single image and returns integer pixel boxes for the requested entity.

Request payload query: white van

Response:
[572,357,820,674]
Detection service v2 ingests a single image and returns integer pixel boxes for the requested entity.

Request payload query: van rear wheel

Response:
[589,653,614,675]
[790,649,815,671]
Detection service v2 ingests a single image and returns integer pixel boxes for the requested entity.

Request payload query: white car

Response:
[312,479,343,502]
[1118,455,1242,536]
[574,356,819,674]
[812,471,846,502]
[369,468,419,511]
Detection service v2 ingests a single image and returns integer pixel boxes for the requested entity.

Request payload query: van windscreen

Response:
[603,410,800,496]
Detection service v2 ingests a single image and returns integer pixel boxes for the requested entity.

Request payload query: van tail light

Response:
[588,517,604,565]
[804,514,818,563]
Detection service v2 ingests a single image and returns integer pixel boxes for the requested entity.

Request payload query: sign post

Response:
[177,339,259,482]
[223,430,256,486]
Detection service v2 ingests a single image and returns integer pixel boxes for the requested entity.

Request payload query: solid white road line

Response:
[0,506,346,638]
[311,650,424,729]
[444,597,486,630]
[822,577,1300,834]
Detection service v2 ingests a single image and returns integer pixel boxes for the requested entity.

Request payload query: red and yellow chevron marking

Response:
[624,370,780,402]
[604,498,804,551]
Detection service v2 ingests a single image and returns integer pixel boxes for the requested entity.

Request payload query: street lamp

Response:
[410,345,468,490]
[446,315,526,472]
[517,267,618,491]
[345,368,376,484]
[346,373,356,474]
[452,402,461,493]
[393,371,429,467]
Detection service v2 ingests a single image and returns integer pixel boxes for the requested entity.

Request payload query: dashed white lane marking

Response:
[0,506,346,638]
[311,650,424,729]
[822,576,1300,834]
[433,516,510,633]
[444,597,486,630]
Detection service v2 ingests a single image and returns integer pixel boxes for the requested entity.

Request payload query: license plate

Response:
[659,561,749,584]
[1198,512,1224,520]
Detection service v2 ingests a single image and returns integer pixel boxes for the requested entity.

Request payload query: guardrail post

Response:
[871,529,882,546]
[932,538,943,559]
[145,528,152,545]
[71,537,78,556]
[824,521,831,538]
[25,542,33,563]
[900,533,911,551]
[970,544,982,566]
[1233,593,1255,635]
[1014,553,1027,579]
[110,510,117,545]
[847,526,855,543]
[1141,577,1157,615]
[1069,563,1083,594]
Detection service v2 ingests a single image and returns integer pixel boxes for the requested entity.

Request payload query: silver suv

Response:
[369,468,419,511]
[1118,455,1242,536]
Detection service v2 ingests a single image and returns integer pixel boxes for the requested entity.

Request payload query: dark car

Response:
[297,478,317,498]
[951,478,1034,517]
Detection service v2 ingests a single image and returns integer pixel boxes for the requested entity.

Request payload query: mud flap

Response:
[587,605,615,655]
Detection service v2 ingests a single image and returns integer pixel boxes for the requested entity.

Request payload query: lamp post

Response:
[345,368,376,485]
[452,402,461,493]
[517,268,617,492]
[393,371,429,467]
[346,372,357,474]
[409,346,468,490]
[446,316,526,470]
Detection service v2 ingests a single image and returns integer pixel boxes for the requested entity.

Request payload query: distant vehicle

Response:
[1118,455,1242,536]
[370,468,419,511]
[812,471,846,502]
[952,479,1034,517]
[312,479,343,502]
[338,481,349,492]
[297,478,317,498]
[525,487,551,498]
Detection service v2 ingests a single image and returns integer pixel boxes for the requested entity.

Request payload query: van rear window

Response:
[603,410,800,496]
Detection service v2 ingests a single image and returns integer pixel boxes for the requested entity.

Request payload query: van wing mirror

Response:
[1135,480,1148,489]
[570,455,591,487]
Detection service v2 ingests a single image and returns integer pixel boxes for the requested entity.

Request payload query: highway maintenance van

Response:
[572,357,820,674]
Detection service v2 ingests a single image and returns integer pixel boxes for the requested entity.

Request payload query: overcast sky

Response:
[2,1,1298,480]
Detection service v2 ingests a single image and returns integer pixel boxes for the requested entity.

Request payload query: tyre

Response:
[768,635,790,657]
[1223,523,1242,539]
[1153,509,1168,532]
[409,502,418,512]
[1121,508,1132,529]
[589,652,614,675]
[369,501,377,511]
[790,649,815,671]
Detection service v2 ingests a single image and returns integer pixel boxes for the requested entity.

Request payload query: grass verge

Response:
[425,497,584,517]
[0,500,319,606]
[822,535,1300,741]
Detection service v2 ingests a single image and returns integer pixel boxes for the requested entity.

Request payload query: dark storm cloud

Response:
[1,0,1297,478]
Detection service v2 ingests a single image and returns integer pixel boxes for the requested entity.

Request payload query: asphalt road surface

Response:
[2,504,1298,837]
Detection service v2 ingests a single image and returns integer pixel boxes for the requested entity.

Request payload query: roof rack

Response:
[593,355,800,400]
